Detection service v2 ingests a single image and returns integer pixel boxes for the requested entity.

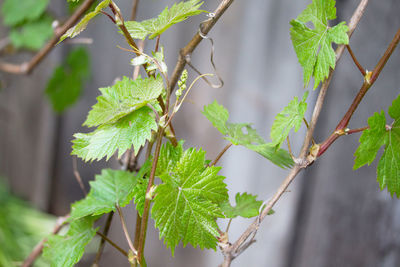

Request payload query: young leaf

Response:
[1,0,49,26]
[132,160,152,216]
[270,92,308,148]
[133,177,149,217]
[72,106,157,161]
[9,16,53,51]
[290,0,349,89]
[202,100,293,168]
[124,0,204,40]
[152,147,228,255]
[70,169,138,220]
[377,96,400,197]
[353,111,386,169]
[43,216,99,267]
[59,0,111,43]
[84,75,164,127]
[45,47,90,113]
[354,95,400,197]
[156,141,184,177]
[220,193,263,218]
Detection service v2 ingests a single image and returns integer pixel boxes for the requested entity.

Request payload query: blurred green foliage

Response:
[0,179,55,266]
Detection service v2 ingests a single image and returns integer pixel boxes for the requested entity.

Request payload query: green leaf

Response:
[59,0,111,43]
[220,193,263,218]
[43,216,98,267]
[45,47,90,113]
[202,100,293,168]
[156,140,184,177]
[72,106,157,161]
[270,92,308,148]
[152,146,228,255]
[353,111,386,169]
[124,0,204,40]
[70,169,138,220]
[354,95,400,197]
[132,160,152,216]
[133,177,149,217]
[84,75,164,127]
[9,16,53,51]
[290,0,349,89]
[0,180,55,267]
[1,0,49,26]
[377,96,400,197]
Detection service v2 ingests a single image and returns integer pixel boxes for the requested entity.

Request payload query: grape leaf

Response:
[270,92,308,148]
[1,0,49,26]
[133,177,149,217]
[152,147,228,255]
[84,75,164,127]
[290,0,349,89]
[124,0,204,40]
[70,169,138,220]
[354,95,400,197]
[59,0,111,43]
[46,47,90,113]
[132,160,152,216]
[9,16,53,51]
[353,111,386,169]
[202,100,293,168]
[377,96,400,197]
[156,141,184,177]
[72,106,157,161]
[220,193,263,218]
[43,216,99,267]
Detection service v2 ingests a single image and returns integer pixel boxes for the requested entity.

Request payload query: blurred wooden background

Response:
[1,0,400,266]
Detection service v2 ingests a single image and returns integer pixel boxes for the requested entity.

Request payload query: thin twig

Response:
[220,1,370,265]
[210,143,232,166]
[346,126,368,135]
[72,156,87,196]
[96,231,129,257]
[131,0,140,21]
[116,206,137,255]
[93,212,114,265]
[287,137,294,160]
[0,0,96,74]
[346,44,366,76]
[100,10,117,24]
[21,215,70,267]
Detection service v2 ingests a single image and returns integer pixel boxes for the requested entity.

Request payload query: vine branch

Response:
[318,27,400,157]
[0,0,96,74]
[220,1,370,265]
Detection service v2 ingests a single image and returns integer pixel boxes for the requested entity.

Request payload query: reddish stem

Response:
[318,28,400,157]
[346,45,366,76]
